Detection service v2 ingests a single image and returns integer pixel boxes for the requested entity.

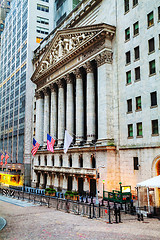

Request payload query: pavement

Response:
[0,196,160,240]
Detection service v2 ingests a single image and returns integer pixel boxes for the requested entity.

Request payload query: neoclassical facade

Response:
[31,0,160,206]
[31,23,117,196]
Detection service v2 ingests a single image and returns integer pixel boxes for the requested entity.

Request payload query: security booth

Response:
[103,182,132,204]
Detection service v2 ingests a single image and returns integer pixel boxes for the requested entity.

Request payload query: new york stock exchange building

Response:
[30,0,160,206]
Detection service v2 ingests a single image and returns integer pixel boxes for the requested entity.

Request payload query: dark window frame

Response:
[152,119,159,135]
[128,124,133,137]
[127,99,132,113]
[150,91,157,106]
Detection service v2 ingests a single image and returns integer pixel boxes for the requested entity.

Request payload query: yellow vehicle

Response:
[0,172,23,187]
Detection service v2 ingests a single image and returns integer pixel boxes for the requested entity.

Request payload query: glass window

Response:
[37,4,49,12]
[158,6,160,21]
[149,60,156,75]
[128,124,133,137]
[135,67,140,81]
[148,38,155,53]
[37,16,49,25]
[133,157,139,170]
[126,71,131,84]
[126,51,131,64]
[127,99,132,113]
[134,46,140,60]
[136,96,141,110]
[36,37,43,43]
[124,0,129,13]
[133,21,139,36]
[147,11,154,27]
[150,91,157,106]
[125,27,130,41]
[152,120,158,135]
[36,26,49,35]
[137,122,143,136]
[133,0,138,7]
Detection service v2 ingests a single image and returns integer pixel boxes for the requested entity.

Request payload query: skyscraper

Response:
[0,0,54,186]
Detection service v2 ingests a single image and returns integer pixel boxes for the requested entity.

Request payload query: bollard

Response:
[99,203,101,218]
[89,203,92,219]
[140,213,143,221]
[40,195,43,206]
[91,196,93,204]
[93,203,95,218]
[48,197,50,208]
[56,197,59,210]
[77,196,79,202]
[81,196,84,203]
[86,195,88,203]
[108,205,111,224]
[125,202,127,214]
[137,213,141,221]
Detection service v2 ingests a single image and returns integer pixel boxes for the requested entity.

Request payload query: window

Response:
[69,155,72,167]
[38,156,40,165]
[124,0,129,13]
[37,4,49,12]
[150,91,157,106]
[79,155,83,168]
[133,157,139,170]
[128,124,133,137]
[137,122,143,136]
[52,156,54,166]
[133,21,139,36]
[135,67,140,81]
[73,0,81,9]
[126,51,131,64]
[133,0,138,7]
[37,16,49,25]
[127,99,132,112]
[152,120,159,135]
[158,6,160,21]
[60,155,63,167]
[91,155,96,168]
[125,27,130,41]
[147,11,154,27]
[126,71,131,84]
[136,96,141,110]
[36,37,43,43]
[134,46,139,60]
[41,0,49,2]
[36,26,49,35]
[148,38,155,53]
[149,60,156,75]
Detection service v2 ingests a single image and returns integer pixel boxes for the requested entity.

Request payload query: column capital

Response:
[35,91,43,100]
[64,74,73,84]
[95,50,113,67]
[42,88,49,96]
[74,68,82,78]
[57,79,64,88]
[49,83,57,92]
[84,61,93,73]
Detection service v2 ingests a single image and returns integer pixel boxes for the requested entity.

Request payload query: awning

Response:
[137,175,160,188]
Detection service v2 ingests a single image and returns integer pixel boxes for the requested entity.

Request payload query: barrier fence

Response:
[0,187,140,223]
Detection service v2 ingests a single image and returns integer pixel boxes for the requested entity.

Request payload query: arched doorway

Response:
[156,160,160,206]
[152,156,160,207]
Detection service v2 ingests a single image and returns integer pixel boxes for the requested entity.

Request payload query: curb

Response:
[0,217,7,231]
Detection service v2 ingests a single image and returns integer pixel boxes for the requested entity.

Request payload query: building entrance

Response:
[78,178,83,195]
[67,176,72,191]
[90,179,96,196]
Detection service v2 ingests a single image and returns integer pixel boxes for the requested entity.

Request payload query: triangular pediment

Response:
[31,24,115,83]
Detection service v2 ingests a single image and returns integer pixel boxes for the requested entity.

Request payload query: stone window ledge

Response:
[149,73,156,77]
[151,134,159,137]
[150,105,158,109]
[136,135,143,138]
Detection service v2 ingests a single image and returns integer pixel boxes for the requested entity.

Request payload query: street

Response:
[0,198,160,240]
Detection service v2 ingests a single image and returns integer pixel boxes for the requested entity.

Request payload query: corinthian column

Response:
[66,74,74,136]
[85,61,96,142]
[75,69,84,143]
[35,91,44,146]
[96,51,113,140]
[43,88,50,144]
[50,84,57,139]
[57,80,65,146]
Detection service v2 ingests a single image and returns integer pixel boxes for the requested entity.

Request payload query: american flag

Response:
[0,153,4,165]
[47,134,55,153]
[31,138,40,156]
[5,152,9,165]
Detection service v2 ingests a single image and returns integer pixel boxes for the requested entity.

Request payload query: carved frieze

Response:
[95,50,113,67]
[84,61,93,73]
[74,68,82,79]
[35,91,43,100]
